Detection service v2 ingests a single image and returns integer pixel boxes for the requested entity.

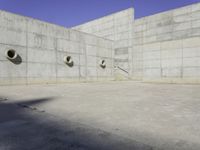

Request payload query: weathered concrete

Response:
[73,8,134,79]
[74,2,200,84]
[132,2,200,83]
[0,81,200,149]
[1,2,200,84]
[0,10,114,85]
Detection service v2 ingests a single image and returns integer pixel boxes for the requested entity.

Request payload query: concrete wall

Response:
[73,8,134,79]
[1,2,200,85]
[0,10,113,85]
[132,2,200,83]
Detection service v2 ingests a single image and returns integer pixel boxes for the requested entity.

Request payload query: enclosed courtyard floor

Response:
[0,81,200,150]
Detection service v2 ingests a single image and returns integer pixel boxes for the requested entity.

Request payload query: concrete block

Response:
[0,11,27,31]
[192,20,200,28]
[173,29,191,41]
[161,49,182,59]
[157,25,173,34]
[87,67,97,77]
[57,38,70,52]
[190,28,200,37]
[28,33,56,50]
[183,57,200,67]
[0,27,26,46]
[182,37,200,48]
[144,36,157,44]
[133,24,146,32]
[183,47,200,58]
[87,56,97,67]
[115,48,128,55]
[173,22,191,31]
[191,11,200,20]
[157,33,172,41]
[156,18,174,27]
[0,61,26,77]
[143,68,161,78]
[143,59,160,68]
[183,67,200,77]
[28,48,56,64]
[27,63,56,77]
[143,51,160,60]
[84,34,97,45]
[173,14,191,23]
[86,45,97,56]
[70,30,81,42]
[161,40,182,50]
[161,58,182,68]
[161,67,182,77]
[69,41,81,53]
[173,6,191,16]
[57,65,79,77]
[144,28,157,36]
[79,55,86,66]
[143,43,160,52]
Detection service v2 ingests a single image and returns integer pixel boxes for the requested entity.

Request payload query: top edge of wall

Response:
[72,7,134,28]
[0,9,70,30]
[134,1,200,22]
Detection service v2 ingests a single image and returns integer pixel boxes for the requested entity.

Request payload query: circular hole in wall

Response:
[100,60,106,69]
[6,49,17,60]
[64,56,74,67]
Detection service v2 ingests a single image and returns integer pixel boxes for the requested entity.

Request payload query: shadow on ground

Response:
[0,97,155,150]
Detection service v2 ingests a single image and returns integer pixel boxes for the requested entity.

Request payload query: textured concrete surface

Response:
[73,8,134,78]
[74,2,200,83]
[132,2,200,82]
[0,10,114,85]
[0,81,200,150]
[1,2,200,84]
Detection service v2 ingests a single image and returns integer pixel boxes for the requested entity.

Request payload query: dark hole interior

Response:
[67,56,71,62]
[7,50,15,58]
[102,60,105,64]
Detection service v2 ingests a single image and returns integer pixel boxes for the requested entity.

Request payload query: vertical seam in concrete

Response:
[55,37,58,83]
[25,18,28,85]
[160,42,162,79]
[78,31,81,81]
[85,38,88,81]
[96,42,99,81]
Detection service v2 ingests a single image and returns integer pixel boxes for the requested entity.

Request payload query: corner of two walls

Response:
[73,8,135,80]
[0,10,113,85]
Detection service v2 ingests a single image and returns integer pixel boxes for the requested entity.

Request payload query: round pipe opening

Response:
[5,49,17,60]
[100,60,106,68]
[64,56,73,66]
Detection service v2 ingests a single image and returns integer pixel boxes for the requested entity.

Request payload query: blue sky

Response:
[0,0,199,27]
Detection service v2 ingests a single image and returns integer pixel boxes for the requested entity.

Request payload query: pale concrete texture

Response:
[0,10,114,85]
[0,81,200,149]
[132,2,200,83]
[1,2,200,84]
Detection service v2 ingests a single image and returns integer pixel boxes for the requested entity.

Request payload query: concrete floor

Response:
[0,81,200,150]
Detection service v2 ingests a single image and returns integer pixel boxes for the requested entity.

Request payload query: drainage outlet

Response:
[64,56,74,67]
[5,49,18,60]
[100,60,106,69]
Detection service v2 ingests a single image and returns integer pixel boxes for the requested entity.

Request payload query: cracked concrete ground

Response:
[0,81,200,150]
